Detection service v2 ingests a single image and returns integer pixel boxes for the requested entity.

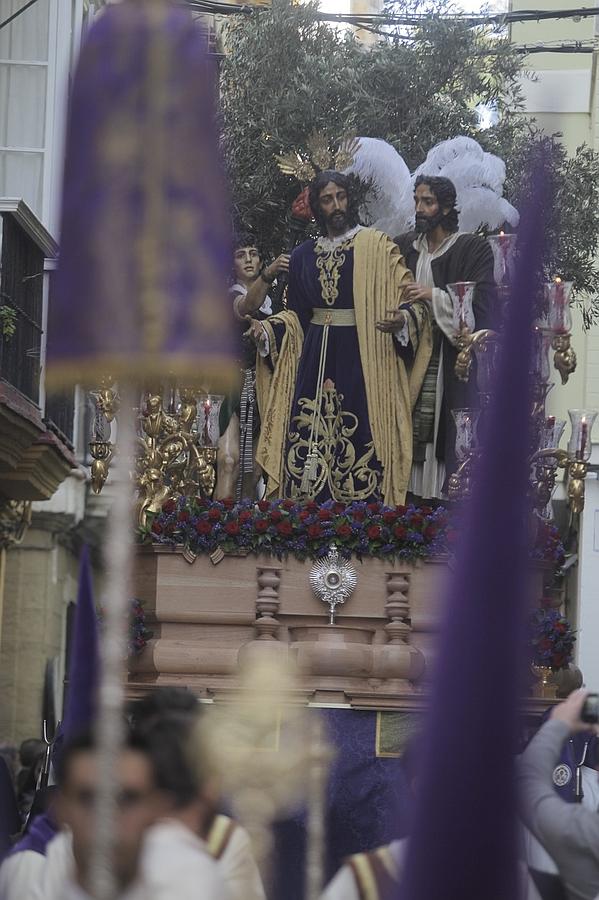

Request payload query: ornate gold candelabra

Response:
[88,383,223,526]
[530,410,597,516]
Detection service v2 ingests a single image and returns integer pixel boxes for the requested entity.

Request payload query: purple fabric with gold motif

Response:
[398,162,548,900]
[47,0,236,387]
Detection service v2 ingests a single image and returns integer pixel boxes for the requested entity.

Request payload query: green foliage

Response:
[0,305,17,341]
[219,0,599,321]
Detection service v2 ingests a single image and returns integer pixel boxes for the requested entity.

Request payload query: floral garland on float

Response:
[141,497,565,569]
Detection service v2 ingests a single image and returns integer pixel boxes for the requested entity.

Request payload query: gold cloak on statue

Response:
[256,228,432,506]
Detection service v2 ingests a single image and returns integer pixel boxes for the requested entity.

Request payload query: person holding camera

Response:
[518,689,599,900]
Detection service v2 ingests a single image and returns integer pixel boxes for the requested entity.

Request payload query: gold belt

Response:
[311,308,356,326]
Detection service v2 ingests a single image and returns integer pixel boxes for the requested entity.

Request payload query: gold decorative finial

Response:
[276,132,360,183]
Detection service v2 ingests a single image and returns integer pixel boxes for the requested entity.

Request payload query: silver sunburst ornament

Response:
[309,545,357,624]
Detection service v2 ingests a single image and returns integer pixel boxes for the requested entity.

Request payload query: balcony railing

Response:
[0,212,44,404]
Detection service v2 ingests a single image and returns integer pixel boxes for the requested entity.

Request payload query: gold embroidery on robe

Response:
[285,382,381,502]
[315,236,355,307]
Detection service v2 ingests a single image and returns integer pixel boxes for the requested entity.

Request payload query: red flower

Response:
[291,187,313,223]
[352,510,366,522]
[424,525,437,540]
[224,521,240,536]
[222,497,234,510]
[270,508,283,522]
[305,501,318,513]
[255,519,269,533]
[393,525,407,540]
[162,499,176,515]
[178,510,190,523]
[307,523,322,539]
[410,514,424,527]
[151,521,163,535]
[299,509,311,522]
[335,523,352,538]
[208,508,221,522]
[195,520,211,535]
[367,525,381,540]
[239,510,253,524]
[282,499,295,511]
[395,505,407,515]
[258,500,270,512]
[367,502,381,513]
[420,506,433,516]
[277,520,293,536]
[333,502,345,515]
[383,510,398,524]
[318,508,332,521]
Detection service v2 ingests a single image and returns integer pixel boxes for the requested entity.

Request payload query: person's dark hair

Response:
[55,729,152,788]
[232,232,261,257]
[137,713,202,809]
[129,687,199,730]
[308,170,360,234]
[19,739,44,769]
[414,174,459,233]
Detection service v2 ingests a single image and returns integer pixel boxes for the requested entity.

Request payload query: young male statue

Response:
[255,171,432,506]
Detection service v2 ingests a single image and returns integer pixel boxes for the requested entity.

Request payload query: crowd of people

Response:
[2,688,599,899]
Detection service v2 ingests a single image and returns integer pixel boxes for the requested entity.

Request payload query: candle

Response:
[579,419,588,461]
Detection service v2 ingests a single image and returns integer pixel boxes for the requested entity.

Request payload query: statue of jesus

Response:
[255,170,433,506]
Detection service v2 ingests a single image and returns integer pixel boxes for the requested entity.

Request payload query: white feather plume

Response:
[345,137,414,237]
[412,136,519,232]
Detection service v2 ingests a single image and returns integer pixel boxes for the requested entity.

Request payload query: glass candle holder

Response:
[567,409,597,462]
[538,416,566,456]
[473,336,501,396]
[488,232,517,285]
[542,279,573,334]
[447,282,476,333]
[197,394,224,448]
[452,408,480,461]
[529,327,553,384]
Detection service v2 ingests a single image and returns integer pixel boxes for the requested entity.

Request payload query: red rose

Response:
[162,499,176,515]
[307,523,322,539]
[255,519,269,533]
[420,506,433,516]
[270,508,283,522]
[335,523,352,538]
[393,525,407,540]
[424,525,437,540]
[299,509,311,522]
[224,521,240,536]
[291,187,313,223]
[352,510,365,522]
[195,520,211,535]
[305,501,318,513]
[367,502,381,513]
[222,497,234,510]
[333,502,345,515]
[239,510,253,524]
[395,505,407,515]
[383,511,397,524]
[318,508,332,521]
[282,499,295,511]
[178,510,190,523]
[208,508,221,522]
[277,520,293,536]
[258,500,270,512]
[151,521,163,535]
[410,514,424,527]
[367,525,381,540]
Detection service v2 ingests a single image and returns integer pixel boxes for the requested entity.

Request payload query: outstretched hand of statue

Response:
[244,318,268,348]
[376,308,407,334]
[403,283,433,304]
